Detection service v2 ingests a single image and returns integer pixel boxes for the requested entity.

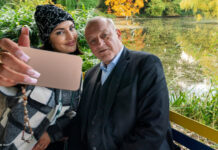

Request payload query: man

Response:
[66,17,178,150]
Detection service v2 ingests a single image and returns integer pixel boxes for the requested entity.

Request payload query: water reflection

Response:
[114,17,218,94]
[178,79,211,95]
[179,51,195,64]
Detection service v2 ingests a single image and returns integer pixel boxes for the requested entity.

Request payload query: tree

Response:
[56,0,77,10]
[105,0,146,16]
[180,0,218,19]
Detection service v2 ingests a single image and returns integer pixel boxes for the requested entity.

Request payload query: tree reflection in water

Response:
[114,17,218,95]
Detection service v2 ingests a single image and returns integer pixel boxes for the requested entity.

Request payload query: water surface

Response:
[114,17,218,95]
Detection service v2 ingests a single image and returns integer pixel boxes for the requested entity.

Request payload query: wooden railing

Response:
[170,110,218,149]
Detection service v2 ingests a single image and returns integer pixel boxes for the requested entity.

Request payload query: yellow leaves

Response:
[196,14,202,21]
[105,0,145,16]
[121,28,146,50]
[180,0,191,10]
[105,0,110,5]
[41,0,65,10]
[208,0,218,17]
[195,26,200,32]
[180,0,218,18]
[135,0,144,8]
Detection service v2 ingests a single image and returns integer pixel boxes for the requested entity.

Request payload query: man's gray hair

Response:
[86,16,116,30]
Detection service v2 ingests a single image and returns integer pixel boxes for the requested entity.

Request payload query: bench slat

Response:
[172,129,214,150]
[170,111,218,143]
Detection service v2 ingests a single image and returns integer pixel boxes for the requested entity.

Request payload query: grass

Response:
[170,80,218,130]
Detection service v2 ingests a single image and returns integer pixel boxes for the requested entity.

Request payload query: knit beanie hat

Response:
[34,4,75,43]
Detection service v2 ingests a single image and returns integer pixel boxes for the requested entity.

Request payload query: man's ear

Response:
[116,29,122,40]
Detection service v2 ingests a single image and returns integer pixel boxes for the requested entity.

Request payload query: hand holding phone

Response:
[20,46,82,91]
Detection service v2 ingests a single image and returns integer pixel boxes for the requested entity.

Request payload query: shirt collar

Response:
[100,45,124,71]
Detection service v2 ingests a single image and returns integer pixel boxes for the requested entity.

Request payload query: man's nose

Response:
[97,38,105,47]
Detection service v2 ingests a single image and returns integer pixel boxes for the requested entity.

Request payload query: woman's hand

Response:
[0,27,40,86]
[32,132,51,150]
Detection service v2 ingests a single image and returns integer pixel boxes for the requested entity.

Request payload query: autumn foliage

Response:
[105,0,146,16]
[180,0,218,19]
[41,0,65,9]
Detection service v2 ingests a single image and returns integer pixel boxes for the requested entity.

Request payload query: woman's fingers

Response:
[0,64,38,84]
[0,75,16,87]
[32,143,46,150]
[0,38,30,62]
[32,132,51,150]
[1,52,40,78]
[33,143,47,150]
[18,27,30,47]
[0,52,40,86]
[0,37,40,86]
[0,27,40,87]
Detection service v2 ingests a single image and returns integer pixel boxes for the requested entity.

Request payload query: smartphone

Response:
[20,46,82,91]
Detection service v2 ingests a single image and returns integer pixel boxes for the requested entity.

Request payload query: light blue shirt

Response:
[100,46,124,85]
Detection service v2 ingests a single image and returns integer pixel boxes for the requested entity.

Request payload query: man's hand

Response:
[32,132,51,150]
[0,27,40,86]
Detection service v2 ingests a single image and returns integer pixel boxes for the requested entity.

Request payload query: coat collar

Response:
[86,47,130,100]
[103,47,130,122]
[81,47,130,137]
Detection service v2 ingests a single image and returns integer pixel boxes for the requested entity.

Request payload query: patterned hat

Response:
[34,4,75,42]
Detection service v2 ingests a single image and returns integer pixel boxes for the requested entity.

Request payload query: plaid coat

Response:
[0,85,80,150]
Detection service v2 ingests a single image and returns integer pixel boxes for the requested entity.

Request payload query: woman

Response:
[0,4,82,150]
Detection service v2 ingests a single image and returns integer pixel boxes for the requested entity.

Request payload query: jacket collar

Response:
[81,47,130,137]
[103,47,130,122]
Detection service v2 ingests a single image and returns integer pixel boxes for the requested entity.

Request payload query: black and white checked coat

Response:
[0,85,80,150]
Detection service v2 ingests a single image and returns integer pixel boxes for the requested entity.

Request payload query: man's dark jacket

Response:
[65,47,177,150]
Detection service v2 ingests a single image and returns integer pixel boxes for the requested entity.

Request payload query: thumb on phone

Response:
[18,26,30,47]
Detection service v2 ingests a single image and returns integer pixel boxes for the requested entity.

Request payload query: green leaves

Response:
[0,1,98,72]
[0,4,40,47]
[170,84,218,130]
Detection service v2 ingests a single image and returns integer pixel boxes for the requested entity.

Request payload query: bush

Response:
[0,1,99,71]
[141,0,193,17]
[77,0,98,9]
[56,0,77,10]
[144,0,166,17]
[163,0,193,16]
[163,2,179,16]
[0,0,7,7]
[0,4,40,47]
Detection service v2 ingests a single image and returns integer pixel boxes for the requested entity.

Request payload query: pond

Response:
[114,17,218,95]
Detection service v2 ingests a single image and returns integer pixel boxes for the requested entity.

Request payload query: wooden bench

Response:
[170,111,218,150]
